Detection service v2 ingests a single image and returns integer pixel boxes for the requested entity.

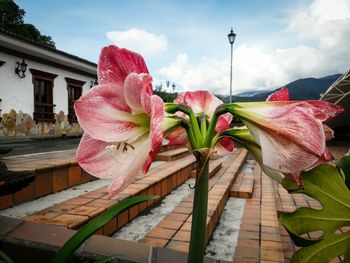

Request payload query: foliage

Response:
[0,250,14,263]
[279,160,350,263]
[153,90,178,102]
[337,155,350,190]
[0,0,56,48]
[51,196,155,263]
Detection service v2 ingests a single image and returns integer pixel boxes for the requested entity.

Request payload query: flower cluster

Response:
[74,45,343,197]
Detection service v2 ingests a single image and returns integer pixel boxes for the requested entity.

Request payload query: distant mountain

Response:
[222,74,341,102]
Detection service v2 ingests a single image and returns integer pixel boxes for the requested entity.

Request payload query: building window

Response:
[30,69,57,123]
[65,78,85,123]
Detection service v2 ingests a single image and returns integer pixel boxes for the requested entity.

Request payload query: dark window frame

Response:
[66,77,85,123]
[30,69,58,123]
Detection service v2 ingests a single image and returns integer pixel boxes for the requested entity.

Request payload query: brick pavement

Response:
[1,141,349,262]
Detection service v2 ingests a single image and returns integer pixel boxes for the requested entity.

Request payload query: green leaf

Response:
[0,250,14,263]
[51,195,156,263]
[279,164,350,263]
[337,155,350,190]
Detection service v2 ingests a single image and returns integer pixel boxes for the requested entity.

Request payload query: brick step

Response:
[139,148,248,253]
[23,155,197,235]
[0,150,96,210]
[0,147,190,209]
[230,161,257,199]
[190,159,222,179]
[155,147,190,161]
[233,168,285,263]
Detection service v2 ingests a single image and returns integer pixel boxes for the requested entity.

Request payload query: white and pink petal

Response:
[74,84,147,143]
[98,45,149,87]
[76,133,152,198]
[175,90,222,119]
[266,86,289,101]
[124,73,153,115]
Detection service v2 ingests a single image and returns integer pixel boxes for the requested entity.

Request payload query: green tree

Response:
[0,0,56,48]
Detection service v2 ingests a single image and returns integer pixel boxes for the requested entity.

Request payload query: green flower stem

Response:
[188,109,202,144]
[181,119,200,149]
[204,104,227,146]
[187,161,209,263]
[165,103,202,146]
[210,133,220,149]
[200,113,207,145]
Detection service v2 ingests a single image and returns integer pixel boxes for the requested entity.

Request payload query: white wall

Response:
[0,51,95,117]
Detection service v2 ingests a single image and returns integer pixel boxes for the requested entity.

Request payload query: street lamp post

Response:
[228,28,236,103]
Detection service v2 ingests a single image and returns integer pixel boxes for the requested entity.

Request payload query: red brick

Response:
[154,182,162,198]
[117,210,129,228]
[260,249,284,262]
[94,227,104,235]
[173,230,191,242]
[88,198,116,208]
[172,173,177,188]
[81,169,95,183]
[80,191,107,199]
[68,165,81,187]
[238,230,259,240]
[181,222,192,231]
[178,201,193,208]
[139,237,168,247]
[48,203,77,213]
[64,197,93,206]
[233,257,258,263]
[138,190,148,212]
[165,212,189,222]
[261,240,282,251]
[172,206,192,215]
[23,212,60,222]
[157,219,183,230]
[13,181,35,204]
[53,167,68,192]
[261,232,281,242]
[235,246,259,259]
[35,169,53,198]
[68,206,105,218]
[146,186,155,207]
[103,217,117,236]
[0,194,13,209]
[48,214,89,229]
[166,240,189,253]
[237,238,259,249]
[128,205,139,220]
[161,179,168,197]
[147,227,176,239]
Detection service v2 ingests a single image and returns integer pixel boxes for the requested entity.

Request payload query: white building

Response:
[0,29,97,138]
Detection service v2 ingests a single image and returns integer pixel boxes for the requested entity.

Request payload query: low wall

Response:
[0,109,82,138]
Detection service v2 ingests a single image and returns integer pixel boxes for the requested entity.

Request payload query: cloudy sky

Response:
[17,0,350,95]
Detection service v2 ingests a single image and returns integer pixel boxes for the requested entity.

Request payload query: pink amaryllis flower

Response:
[264,87,339,183]
[75,45,177,197]
[167,90,234,154]
[227,89,343,184]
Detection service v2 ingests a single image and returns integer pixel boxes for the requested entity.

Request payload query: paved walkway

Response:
[0,140,349,262]
[231,142,349,263]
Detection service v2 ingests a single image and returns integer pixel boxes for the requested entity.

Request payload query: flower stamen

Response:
[106,142,136,161]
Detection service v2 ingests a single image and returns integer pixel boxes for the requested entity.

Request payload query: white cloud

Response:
[106,28,167,56]
[159,54,230,94]
[158,0,350,94]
